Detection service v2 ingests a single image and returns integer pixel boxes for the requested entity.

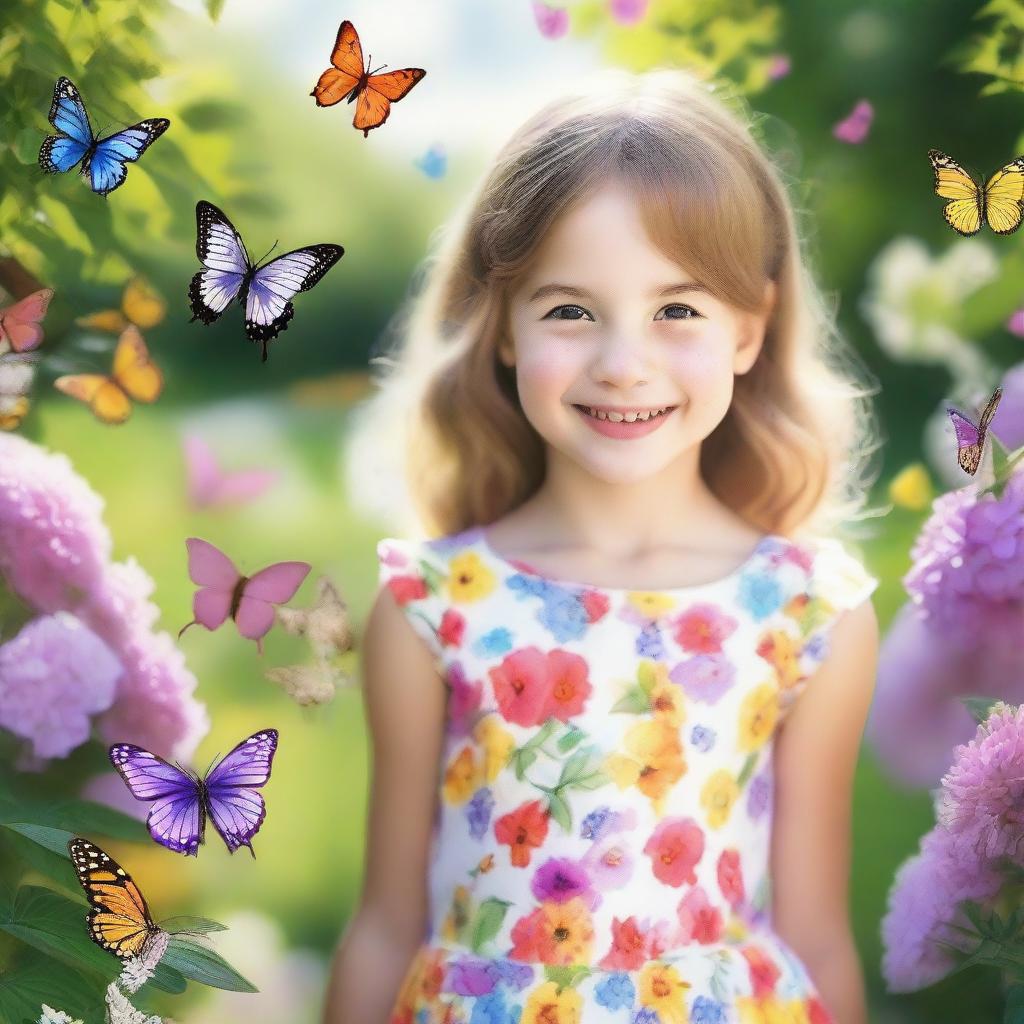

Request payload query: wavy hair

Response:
[348,67,883,543]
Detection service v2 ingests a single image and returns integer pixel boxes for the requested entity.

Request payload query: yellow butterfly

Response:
[75,275,167,332]
[68,837,163,960]
[928,149,1024,235]
[54,324,164,424]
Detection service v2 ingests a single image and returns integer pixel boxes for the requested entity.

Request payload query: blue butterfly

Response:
[39,77,170,196]
[187,201,345,362]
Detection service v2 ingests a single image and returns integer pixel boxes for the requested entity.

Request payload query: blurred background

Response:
[2,0,1024,1020]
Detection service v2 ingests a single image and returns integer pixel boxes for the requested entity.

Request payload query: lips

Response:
[573,403,677,439]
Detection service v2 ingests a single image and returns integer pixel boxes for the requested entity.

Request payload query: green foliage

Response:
[162,934,257,993]
[0,950,102,1024]
[950,0,1024,96]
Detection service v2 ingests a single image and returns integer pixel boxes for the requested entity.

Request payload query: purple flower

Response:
[938,702,1024,864]
[467,787,494,840]
[746,772,772,820]
[0,613,121,758]
[690,724,715,752]
[580,834,635,890]
[530,856,595,905]
[669,654,736,705]
[492,958,534,990]
[990,361,1024,449]
[444,955,501,997]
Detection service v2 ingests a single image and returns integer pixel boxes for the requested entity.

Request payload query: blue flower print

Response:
[475,627,514,658]
[467,788,494,840]
[493,960,535,991]
[536,590,590,643]
[635,622,665,659]
[691,995,727,1023]
[595,972,635,1011]
[737,571,783,621]
[633,1008,660,1023]
[580,805,612,841]
[804,631,829,665]
[470,990,520,1024]
[690,724,716,752]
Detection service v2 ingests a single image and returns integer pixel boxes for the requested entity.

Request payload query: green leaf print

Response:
[610,686,650,714]
[555,724,586,753]
[543,964,592,991]
[512,747,538,781]
[469,897,511,955]
[546,790,572,833]
[736,752,758,788]
[637,661,659,695]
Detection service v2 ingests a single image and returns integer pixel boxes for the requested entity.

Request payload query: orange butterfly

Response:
[54,324,163,424]
[311,20,426,137]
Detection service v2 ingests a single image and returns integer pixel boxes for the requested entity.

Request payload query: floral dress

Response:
[375,525,878,1024]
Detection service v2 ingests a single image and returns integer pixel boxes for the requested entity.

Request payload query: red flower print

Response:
[446,662,482,736]
[741,944,781,997]
[437,607,466,649]
[717,849,745,907]
[508,906,547,961]
[643,817,704,887]
[676,886,723,944]
[494,798,549,868]
[808,996,836,1024]
[386,574,428,604]
[672,602,738,654]
[490,647,552,727]
[598,915,648,970]
[543,649,592,721]
[580,590,610,623]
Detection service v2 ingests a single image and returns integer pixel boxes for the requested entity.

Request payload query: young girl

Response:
[324,67,882,1024]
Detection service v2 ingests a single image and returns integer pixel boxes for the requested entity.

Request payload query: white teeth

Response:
[581,406,670,422]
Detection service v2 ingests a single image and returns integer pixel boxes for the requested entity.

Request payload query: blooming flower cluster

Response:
[0,433,208,765]
[882,702,1024,991]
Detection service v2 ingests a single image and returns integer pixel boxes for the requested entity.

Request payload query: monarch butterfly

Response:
[928,149,1024,236]
[311,21,426,137]
[948,385,1003,475]
[68,837,163,959]
[54,323,163,424]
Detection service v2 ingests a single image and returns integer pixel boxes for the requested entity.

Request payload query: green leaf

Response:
[961,696,1004,725]
[1,822,77,858]
[546,791,572,833]
[555,725,585,754]
[610,687,650,714]
[206,0,226,20]
[12,129,40,166]
[158,915,228,935]
[162,934,258,993]
[1006,983,1024,1024]
[0,949,105,1024]
[468,897,510,955]
[178,98,244,133]
[0,827,79,892]
[542,963,591,991]
[0,795,148,843]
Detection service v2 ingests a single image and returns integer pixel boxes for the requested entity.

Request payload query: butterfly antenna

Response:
[254,240,279,269]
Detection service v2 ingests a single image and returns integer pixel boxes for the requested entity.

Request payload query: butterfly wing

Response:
[87,118,170,196]
[355,69,426,137]
[233,561,311,642]
[947,408,982,474]
[311,20,364,107]
[0,288,54,353]
[203,728,279,855]
[188,201,250,326]
[181,537,241,635]
[109,744,205,855]
[979,385,1003,429]
[111,325,163,404]
[244,245,344,351]
[53,373,131,424]
[68,838,157,958]
[122,276,166,329]
[983,160,1024,235]
[928,149,983,236]
[39,77,93,175]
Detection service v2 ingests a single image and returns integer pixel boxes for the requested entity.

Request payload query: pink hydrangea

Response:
[0,613,121,759]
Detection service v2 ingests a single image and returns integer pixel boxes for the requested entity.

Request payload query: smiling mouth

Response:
[572,404,678,423]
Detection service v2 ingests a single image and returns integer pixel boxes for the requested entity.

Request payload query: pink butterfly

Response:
[610,0,648,24]
[833,100,873,144]
[183,434,279,510]
[533,1,569,38]
[0,289,54,353]
[178,537,310,653]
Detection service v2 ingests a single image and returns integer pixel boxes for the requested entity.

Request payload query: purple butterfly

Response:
[948,385,1003,475]
[109,729,279,857]
[187,200,344,362]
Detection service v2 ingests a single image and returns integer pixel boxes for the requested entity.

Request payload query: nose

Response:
[589,330,649,389]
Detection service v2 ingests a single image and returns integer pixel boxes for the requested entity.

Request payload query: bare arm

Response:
[770,598,880,1024]
[321,584,448,1024]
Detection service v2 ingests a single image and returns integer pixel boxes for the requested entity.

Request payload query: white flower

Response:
[38,1007,83,1024]
[118,930,170,993]
[104,982,162,1024]
[859,236,997,384]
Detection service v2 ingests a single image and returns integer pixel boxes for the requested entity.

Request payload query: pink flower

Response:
[672,602,737,653]
[767,54,791,80]
[833,99,874,144]
[643,817,704,887]
[675,885,724,944]
[609,0,648,25]
[532,1,568,39]
[0,613,121,758]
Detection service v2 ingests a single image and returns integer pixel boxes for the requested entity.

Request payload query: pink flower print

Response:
[599,916,649,971]
[672,603,737,654]
[532,0,568,39]
[490,647,552,726]
[437,607,466,650]
[742,944,782,997]
[531,857,598,908]
[610,0,648,24]
[669,653,736,705]
[717,849,745,908]
[643,817,705,887]
[384,573,428,605]
[542,649,592,721]
[676,886,724,944]
[446,661,482,736]
[581,834,635,890]
[579,590,610,623]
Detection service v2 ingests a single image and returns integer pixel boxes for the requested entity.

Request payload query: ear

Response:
[734,280,776,376]
[497,338,516,368]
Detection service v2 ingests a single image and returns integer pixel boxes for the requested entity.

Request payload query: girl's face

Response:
[500,181,774,484]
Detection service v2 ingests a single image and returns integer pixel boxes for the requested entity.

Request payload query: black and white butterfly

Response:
[187,201,345,361]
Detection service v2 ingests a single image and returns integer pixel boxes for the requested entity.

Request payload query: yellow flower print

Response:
[637,961,692,1024]
[738,681,780,753]
[604,718,685,815]
[442,744,482,804]
[440,884,472,943]
[539,897,595,964]
[737,996,812,1024]
[473,715,516,782]
[701,768,740,829]
[756,628,801,690]
[648,669,686,726]
[446,551,497,603]
[522,980,583,1024]
[626,592,678,619]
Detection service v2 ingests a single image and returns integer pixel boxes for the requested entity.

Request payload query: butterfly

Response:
[39,77,170,196]
[54,324,163,424]
[182,433,279,510]
[311,21,426,137]
[109,728,279,857]
[188,201,344,361]
[0,288,54,353]
[948,385,1003,474]
[76,276,167,333]
[68,837,163,958]
[928,149,1024,236]
[178,537,310,653]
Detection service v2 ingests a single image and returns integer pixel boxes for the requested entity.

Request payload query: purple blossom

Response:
[530,856,595,906]
[0,613,121,758]
[444,955,501,997]
[580,834,635,890]
[690,724,715,752]
[990,361,1024,450]
[746,772,772,820]
[467,787,494,840]
[669,653,736,705]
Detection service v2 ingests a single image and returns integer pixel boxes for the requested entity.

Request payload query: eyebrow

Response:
[527,282,713,303]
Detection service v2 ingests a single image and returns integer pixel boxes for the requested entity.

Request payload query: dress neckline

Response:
[473,527,785,595]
